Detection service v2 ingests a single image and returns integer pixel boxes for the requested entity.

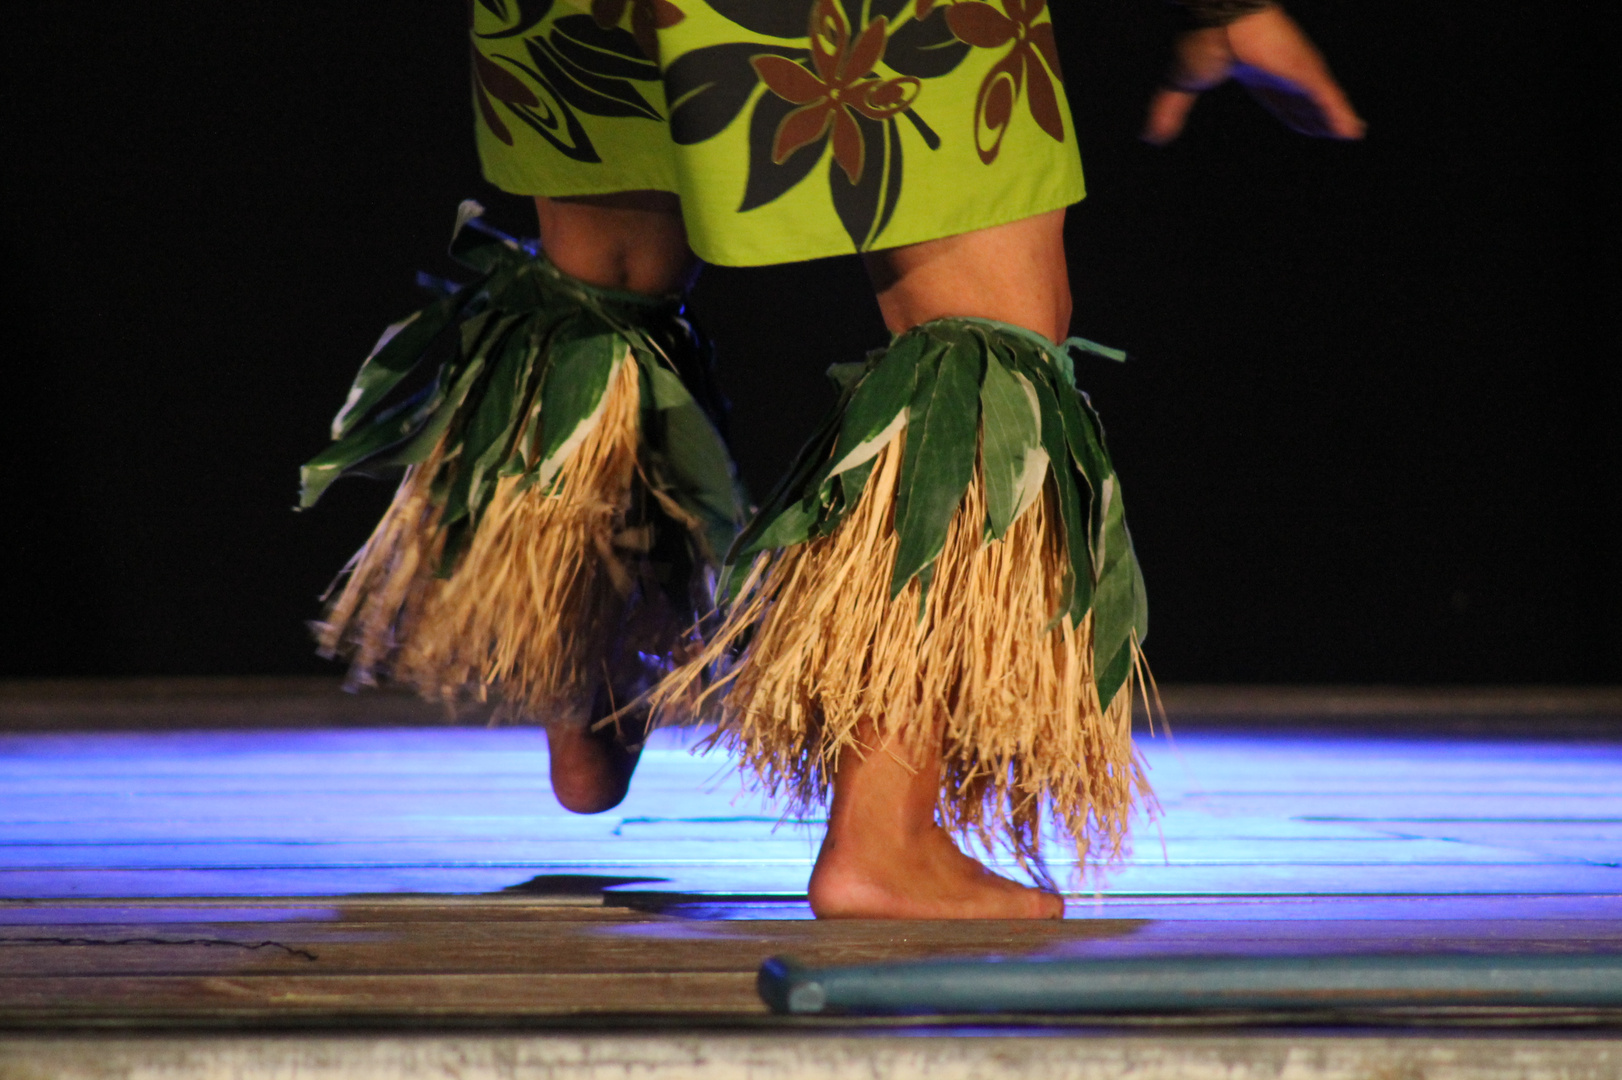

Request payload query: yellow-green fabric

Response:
[471,0,1086,267]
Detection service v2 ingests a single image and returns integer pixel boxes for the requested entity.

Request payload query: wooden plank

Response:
[0,973,766,1015]
[6,678,1620,732]
[11,892,1613,922]
[1155,685,1622,726]
[2,901,1619,1023]
[0,868,717,899]
[0,678,458,730]
[0,918,1146,978]
[11,915,1622,977]
[14,864,1620,902]
[0,900,628,923]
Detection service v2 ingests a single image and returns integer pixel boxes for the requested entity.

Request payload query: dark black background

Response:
[2,3,1614,683]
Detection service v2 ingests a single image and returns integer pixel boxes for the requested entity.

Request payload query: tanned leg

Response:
[807,208,1074,918]
[865,208,1071,342]
[535,190,696,813]
[535,191,696,295]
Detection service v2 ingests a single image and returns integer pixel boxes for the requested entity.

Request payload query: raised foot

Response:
[808,823,1064,920]
[545,702,647,815]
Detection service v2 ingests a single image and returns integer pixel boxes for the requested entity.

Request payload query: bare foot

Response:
[546,688,647,814]
[807,723,1063,920]
[809,821,1064,919]
[544,595,679,814]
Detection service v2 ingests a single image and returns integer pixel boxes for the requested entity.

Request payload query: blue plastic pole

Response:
[758,953,1622,1015]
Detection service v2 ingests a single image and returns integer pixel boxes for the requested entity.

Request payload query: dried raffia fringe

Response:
[653,435,1156,884]
[314,354,672,728]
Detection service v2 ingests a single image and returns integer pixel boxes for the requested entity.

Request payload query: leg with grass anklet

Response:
[302,195,741,816]
[654,208,1151,919]
[809,210,1076,918]
[532,191,700,813]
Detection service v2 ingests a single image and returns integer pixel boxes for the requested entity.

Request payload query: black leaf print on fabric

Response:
[502,76,603,161]
[885,7,970,78]
[526,35,661,120]
[666,43,806,146]
[738,90,823,212]
[549,14,661,81]
[901,107,942,149]
[704,0,816,38]
[476,0,556,40]
[876,115,904,237]
[707,0,907,40]
[474,46,601,161]
[830,112,903,249]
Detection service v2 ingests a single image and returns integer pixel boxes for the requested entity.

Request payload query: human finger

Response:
[1289,68,1365,139]
[1142,87,1201,145]
[1227,7,1365,138]
[1233,64,1364,139]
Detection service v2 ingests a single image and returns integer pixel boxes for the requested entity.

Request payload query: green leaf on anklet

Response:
[978,350,1046,541]
[533,332,620,489]
[890,332,981,603]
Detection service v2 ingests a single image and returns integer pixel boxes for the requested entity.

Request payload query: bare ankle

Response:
[810,722,1063,919]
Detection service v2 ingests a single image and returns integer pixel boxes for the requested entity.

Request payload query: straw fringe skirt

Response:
[656,436,1148,878]
[316,357,678,727]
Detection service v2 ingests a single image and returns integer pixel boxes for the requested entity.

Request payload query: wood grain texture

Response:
[0,915,1144,977]
[4,901,1621,1023]
[0,973,765,1016]
[2,690,1621,1030]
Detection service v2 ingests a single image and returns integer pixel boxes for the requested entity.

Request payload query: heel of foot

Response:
[546,721,640,815]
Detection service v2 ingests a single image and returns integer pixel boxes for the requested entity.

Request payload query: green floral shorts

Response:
[471,0,1086,266]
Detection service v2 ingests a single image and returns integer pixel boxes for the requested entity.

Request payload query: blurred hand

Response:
[1143,4,1366,144]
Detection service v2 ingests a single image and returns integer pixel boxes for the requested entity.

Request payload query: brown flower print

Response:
[591,0,683,63]
[751,0,921,184]
[946,0,1065,163]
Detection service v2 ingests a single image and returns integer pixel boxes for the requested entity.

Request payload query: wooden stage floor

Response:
[2,681,1620,1078]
